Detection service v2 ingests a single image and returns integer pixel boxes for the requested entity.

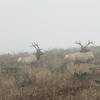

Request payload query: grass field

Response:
[0,47,100,100]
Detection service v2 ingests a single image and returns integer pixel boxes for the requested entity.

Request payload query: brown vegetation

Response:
[0,47,100,100]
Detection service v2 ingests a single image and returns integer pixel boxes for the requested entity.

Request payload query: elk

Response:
[64,41,95,74]
[17,42,44,65]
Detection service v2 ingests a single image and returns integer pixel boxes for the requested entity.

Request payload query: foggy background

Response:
[0,0,99,53]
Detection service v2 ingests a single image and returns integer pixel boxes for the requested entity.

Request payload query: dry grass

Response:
[0,48,100,100]
[0,67,100,100]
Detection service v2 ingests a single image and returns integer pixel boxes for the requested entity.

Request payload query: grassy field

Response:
[0,47,100,100]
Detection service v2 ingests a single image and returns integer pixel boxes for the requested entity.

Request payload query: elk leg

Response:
[77,63,80,75]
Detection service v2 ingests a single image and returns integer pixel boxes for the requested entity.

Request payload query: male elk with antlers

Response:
[64,41,95,74]
[17,42,44,65]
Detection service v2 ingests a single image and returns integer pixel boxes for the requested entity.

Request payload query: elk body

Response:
[64,41,95,74]
[17,55,37,65]
[64,51,94,74]
[17,42,44,65]
[64,51,94,64]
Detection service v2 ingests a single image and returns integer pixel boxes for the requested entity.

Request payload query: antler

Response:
[31,42,44,60]
[31,42,42,51]
[31,42,37,49]
[75,41,84,48]
[84,40,93,48]
[75,40,93,52]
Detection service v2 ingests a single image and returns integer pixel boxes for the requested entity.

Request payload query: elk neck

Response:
[35,51,43,60]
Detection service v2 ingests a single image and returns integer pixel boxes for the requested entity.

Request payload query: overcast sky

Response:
[0,0,99,53]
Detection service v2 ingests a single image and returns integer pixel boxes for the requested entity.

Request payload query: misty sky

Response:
[0,0,99,53]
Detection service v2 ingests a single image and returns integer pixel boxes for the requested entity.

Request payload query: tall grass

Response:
[0,48,100,100]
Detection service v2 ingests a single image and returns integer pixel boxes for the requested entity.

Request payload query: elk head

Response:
[75,40,93,52]
[32,42,44,60]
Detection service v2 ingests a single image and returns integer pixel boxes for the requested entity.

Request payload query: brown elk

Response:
[17,42,44,65]
[64,41,95,74]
